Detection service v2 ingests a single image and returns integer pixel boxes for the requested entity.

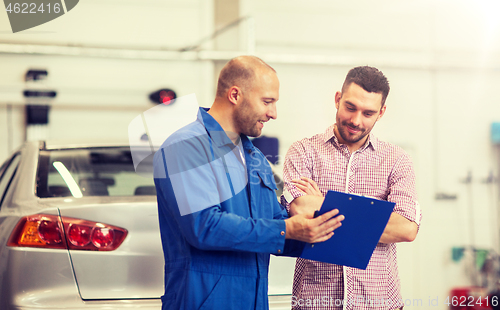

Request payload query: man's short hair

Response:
[216,56,275,98]
[341,66,390,107]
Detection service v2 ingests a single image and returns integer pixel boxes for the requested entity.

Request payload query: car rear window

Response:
[37,147,156,198]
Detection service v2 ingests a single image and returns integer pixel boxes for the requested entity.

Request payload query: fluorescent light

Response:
[53,161,83,198]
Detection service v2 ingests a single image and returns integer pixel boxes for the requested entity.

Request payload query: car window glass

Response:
[37,148,155,198]
[0,153,21,208]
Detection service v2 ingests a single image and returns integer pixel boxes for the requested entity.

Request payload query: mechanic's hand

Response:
[285,209,344,243]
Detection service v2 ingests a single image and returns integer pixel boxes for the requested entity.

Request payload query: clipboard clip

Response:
[310,210,320,248]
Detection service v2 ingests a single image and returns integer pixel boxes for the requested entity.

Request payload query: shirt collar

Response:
[324,124,378,152]
[197,107,243,148]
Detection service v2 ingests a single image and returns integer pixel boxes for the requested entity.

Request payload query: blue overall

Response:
[154,107,303,310]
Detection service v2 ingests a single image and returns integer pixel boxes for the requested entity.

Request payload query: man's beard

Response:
[233,98,262,138]
[337,120,368,144]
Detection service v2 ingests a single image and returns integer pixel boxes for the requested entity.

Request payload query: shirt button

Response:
[280,231,285,236]
[247,149,252,154]
[277,249,282,253]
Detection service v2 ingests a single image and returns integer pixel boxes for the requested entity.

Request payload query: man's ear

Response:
[334,91,342,110]
[378,105,387,120]
[228,86,242,105]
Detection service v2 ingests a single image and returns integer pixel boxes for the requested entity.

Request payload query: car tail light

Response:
[7,214,127,251]
[38,218,64,245]
[92,227,114,248]
[68,223,92,247]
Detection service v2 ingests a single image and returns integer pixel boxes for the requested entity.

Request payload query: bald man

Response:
[153,56,344,310]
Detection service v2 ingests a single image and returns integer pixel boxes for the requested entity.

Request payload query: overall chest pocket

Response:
[248,170,279,217]
[256,170,277,191]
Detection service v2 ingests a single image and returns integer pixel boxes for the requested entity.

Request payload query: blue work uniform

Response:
[153,107,304,310]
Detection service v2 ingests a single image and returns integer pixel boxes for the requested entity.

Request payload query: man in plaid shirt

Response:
[281,66,421,310]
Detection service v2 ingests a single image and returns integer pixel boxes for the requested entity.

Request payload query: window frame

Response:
[0,153,21,209]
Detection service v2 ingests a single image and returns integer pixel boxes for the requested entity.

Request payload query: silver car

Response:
[0,141,294,310]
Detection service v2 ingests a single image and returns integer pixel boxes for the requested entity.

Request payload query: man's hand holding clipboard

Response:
[291,177,395,270]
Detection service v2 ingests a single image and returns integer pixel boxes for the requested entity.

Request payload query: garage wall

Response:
[0,0,215,160]
[2,0,500,309]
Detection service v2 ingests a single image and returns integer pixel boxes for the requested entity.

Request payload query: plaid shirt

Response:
[281,124,421,310]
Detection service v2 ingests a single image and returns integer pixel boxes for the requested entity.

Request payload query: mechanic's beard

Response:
[233,100,261,138]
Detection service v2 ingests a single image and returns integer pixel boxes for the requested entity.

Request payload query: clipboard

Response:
[300,190,395,270]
